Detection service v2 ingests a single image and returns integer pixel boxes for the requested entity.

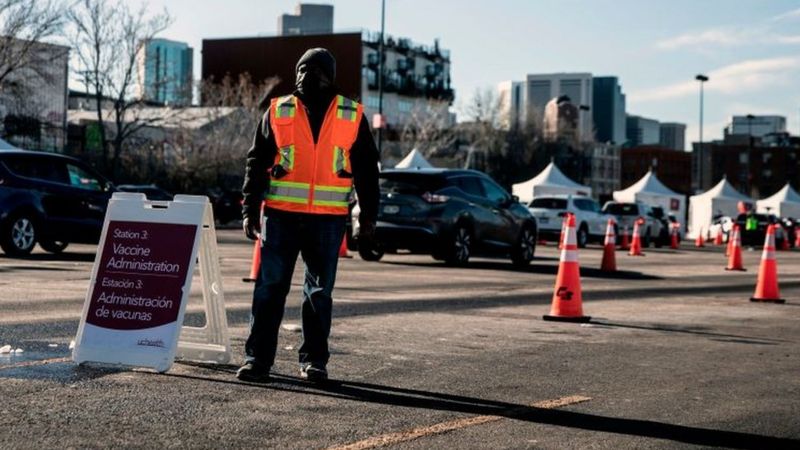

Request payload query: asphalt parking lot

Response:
[1,230,799,449]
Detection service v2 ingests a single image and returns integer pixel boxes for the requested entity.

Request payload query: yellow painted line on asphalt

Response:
[327,395,591,450]
[0,357,71,370]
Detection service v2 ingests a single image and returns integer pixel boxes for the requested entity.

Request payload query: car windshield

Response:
[529,198,567,209]
[380,172,445,195]
[604,203,639,215]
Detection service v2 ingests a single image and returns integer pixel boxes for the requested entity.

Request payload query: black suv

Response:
[356,169,537,266]
[0,150,114,256]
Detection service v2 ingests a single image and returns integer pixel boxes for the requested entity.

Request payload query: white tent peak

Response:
[529,161,586,189]
[512,161,592,202]
[616,170,679,197]
[756,183,800,218]
[394,148,434,169]
[696,178,751,201]
[761,183,800,203]
[0,137,19,150]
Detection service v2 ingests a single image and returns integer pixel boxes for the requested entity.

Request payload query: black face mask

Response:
[296,65,332,99]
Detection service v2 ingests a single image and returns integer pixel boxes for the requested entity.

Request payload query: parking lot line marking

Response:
[0,357,70,371]
[326,395,591,450]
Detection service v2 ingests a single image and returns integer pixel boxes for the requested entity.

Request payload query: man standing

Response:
[238,48,379,383]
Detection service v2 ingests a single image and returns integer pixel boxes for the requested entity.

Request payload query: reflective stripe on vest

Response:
[275,96,296,118]
[266,180,310,204]
[313,185,352,207]
[336,95,358,122]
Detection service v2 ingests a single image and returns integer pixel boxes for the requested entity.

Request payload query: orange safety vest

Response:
[265,94,363,215]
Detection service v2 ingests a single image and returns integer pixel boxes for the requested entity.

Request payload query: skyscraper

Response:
[278,3,334,36]
[659,122,686,151]
[626,115,660,147]
[525,73,593,141]
[592,76,626,145]
[136,38,193,106]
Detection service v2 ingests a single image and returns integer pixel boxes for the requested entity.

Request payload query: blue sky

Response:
[136,0,800,146]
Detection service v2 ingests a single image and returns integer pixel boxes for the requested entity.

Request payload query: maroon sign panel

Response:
[86,221,198,330]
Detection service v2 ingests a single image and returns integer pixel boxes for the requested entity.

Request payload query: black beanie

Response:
[296,48,336,82]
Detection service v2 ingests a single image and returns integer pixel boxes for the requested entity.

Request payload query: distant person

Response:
[238,48,380,383]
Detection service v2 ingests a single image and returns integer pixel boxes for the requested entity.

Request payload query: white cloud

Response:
[770,7,800,22]
[656,27,800,50]
[630,56,800,103]
[656,28,750,50]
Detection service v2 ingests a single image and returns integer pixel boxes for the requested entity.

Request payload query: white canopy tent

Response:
[688,178,753,239]
[512,161,592,203]
[0,137,19,150]
[394,148,434,169]
[757,183,800,219]
[613,169,686,231]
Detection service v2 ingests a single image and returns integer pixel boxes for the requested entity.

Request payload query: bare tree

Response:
[399,101,456,160]
[66,0,171,180]
[458,87,546,188]
[118,74,280,195]
[0,0,66,93]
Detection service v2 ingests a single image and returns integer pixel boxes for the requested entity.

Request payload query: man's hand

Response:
[358,218,376,245]
[243,216,261,241]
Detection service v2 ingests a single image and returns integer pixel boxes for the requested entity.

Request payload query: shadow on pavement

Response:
[381,260,661,280]
[590,320,789,345]
[164,363,799,449]
[0,252,96,263]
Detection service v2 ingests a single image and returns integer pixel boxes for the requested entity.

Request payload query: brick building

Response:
[620,146,692,194]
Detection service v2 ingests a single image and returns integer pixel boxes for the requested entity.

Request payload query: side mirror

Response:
[511,195,520,203]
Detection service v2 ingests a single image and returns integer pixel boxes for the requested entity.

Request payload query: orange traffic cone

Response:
[543,213,590,322]
[600,219,617,272]
[695,227,705,248]
[628,218,645,256]
[714,229,723,246]
[619,226,630,250]
[339,233,352,258]
[242,239,261,282]
[750,224,785,303]
[725,225,745,271]
[670,223,680,250]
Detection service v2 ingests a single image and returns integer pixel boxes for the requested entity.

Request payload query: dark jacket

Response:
[242,90,380,223]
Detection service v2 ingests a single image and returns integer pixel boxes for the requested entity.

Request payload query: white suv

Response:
[527,195,614,247]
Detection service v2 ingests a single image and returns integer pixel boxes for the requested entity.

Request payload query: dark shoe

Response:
[236,362,271,383]
[300,363,328,382]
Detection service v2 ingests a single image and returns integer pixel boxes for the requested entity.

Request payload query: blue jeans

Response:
[245,209,346,368]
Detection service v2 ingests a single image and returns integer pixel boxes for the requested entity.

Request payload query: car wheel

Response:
[1,213,37,256]
[577,224,589,248]
[40,239,68,254]
[445,225,471,266]
[358,240,384,262]
[511,226,536,267]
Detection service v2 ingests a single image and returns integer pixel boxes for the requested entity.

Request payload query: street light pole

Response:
[377,0,385,157]
[695,74,709,192]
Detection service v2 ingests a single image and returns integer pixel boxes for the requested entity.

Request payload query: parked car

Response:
[709,214,735,242]
[734,213,793,247]
[0,150,114,256]
[206,188,244,225]
[526,195,614,247]
[601,200,666,247]
[116,184,173,201]
[353,169,538,267]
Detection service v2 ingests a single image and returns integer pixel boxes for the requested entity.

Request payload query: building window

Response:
[365,96,380,109]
